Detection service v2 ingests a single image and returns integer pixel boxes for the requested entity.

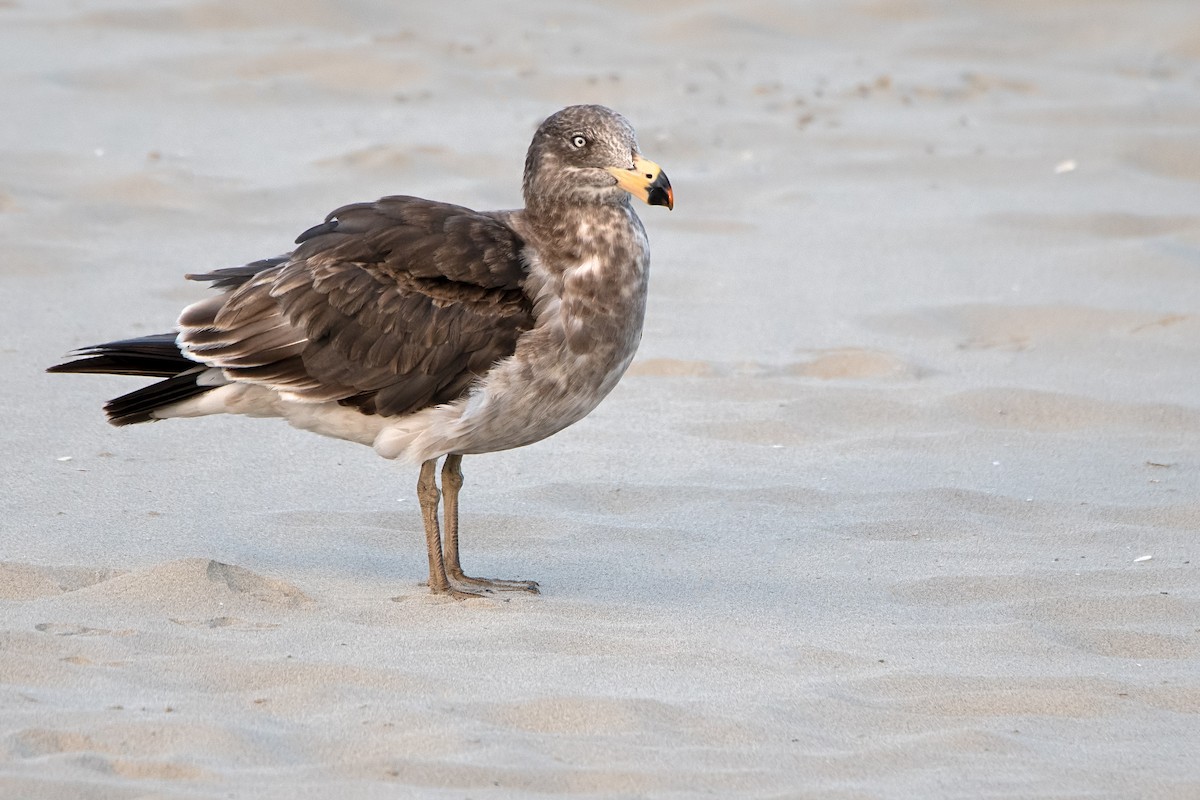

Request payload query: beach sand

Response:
[2,1,1198,797]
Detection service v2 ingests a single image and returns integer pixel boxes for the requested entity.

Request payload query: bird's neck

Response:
[523,199,640,268]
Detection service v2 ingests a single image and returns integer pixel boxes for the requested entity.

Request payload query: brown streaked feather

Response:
[185,256,288,290]
[180,196,535,417]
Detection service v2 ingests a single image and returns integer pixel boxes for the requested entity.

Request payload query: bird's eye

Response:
[570,134,588,149]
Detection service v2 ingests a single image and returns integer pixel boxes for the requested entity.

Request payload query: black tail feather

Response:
[48,333,217,426]
[103,368,211,426]
[48,333,185,375]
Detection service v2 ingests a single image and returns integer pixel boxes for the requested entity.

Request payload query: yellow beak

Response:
[606,156,674,210]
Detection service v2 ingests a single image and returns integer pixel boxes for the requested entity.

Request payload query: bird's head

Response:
[524,105,673,213]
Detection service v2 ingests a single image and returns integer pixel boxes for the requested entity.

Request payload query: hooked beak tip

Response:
[647,172,673,210]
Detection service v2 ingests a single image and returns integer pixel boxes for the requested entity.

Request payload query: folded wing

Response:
[181,196,535,417]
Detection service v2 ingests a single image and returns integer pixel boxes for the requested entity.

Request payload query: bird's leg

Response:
[416,458,483,600]
[441,454,539,593]
[439,453,467,582]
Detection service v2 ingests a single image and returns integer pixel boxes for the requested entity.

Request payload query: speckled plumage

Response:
[48,104,673,598]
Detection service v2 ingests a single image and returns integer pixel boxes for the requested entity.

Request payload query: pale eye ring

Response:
[570,134,588,149]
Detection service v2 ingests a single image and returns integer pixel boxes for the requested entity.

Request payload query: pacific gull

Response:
[49,104,673,599]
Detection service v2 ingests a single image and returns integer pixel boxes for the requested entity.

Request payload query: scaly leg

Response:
[442,454,539,593]
[416,458,483,599]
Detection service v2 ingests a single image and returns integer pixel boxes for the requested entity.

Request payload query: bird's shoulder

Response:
[293,195,529,290]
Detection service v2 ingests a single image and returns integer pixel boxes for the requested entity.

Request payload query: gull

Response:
[49,104,673,599]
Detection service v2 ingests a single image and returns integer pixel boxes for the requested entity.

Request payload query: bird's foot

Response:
[445,586,491,600]
[425,576,539,599]
[426,581,490,600]
[449,571,541,594]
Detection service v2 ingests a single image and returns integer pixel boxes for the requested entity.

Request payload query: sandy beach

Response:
[2,1,1199,797]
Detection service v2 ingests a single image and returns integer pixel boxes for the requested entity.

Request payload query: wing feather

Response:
[179,196,534,416]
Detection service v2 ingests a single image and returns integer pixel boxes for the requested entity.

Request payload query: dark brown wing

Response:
[180,196,534,417]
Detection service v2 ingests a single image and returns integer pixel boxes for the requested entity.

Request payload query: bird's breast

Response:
[435,229,650,456]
